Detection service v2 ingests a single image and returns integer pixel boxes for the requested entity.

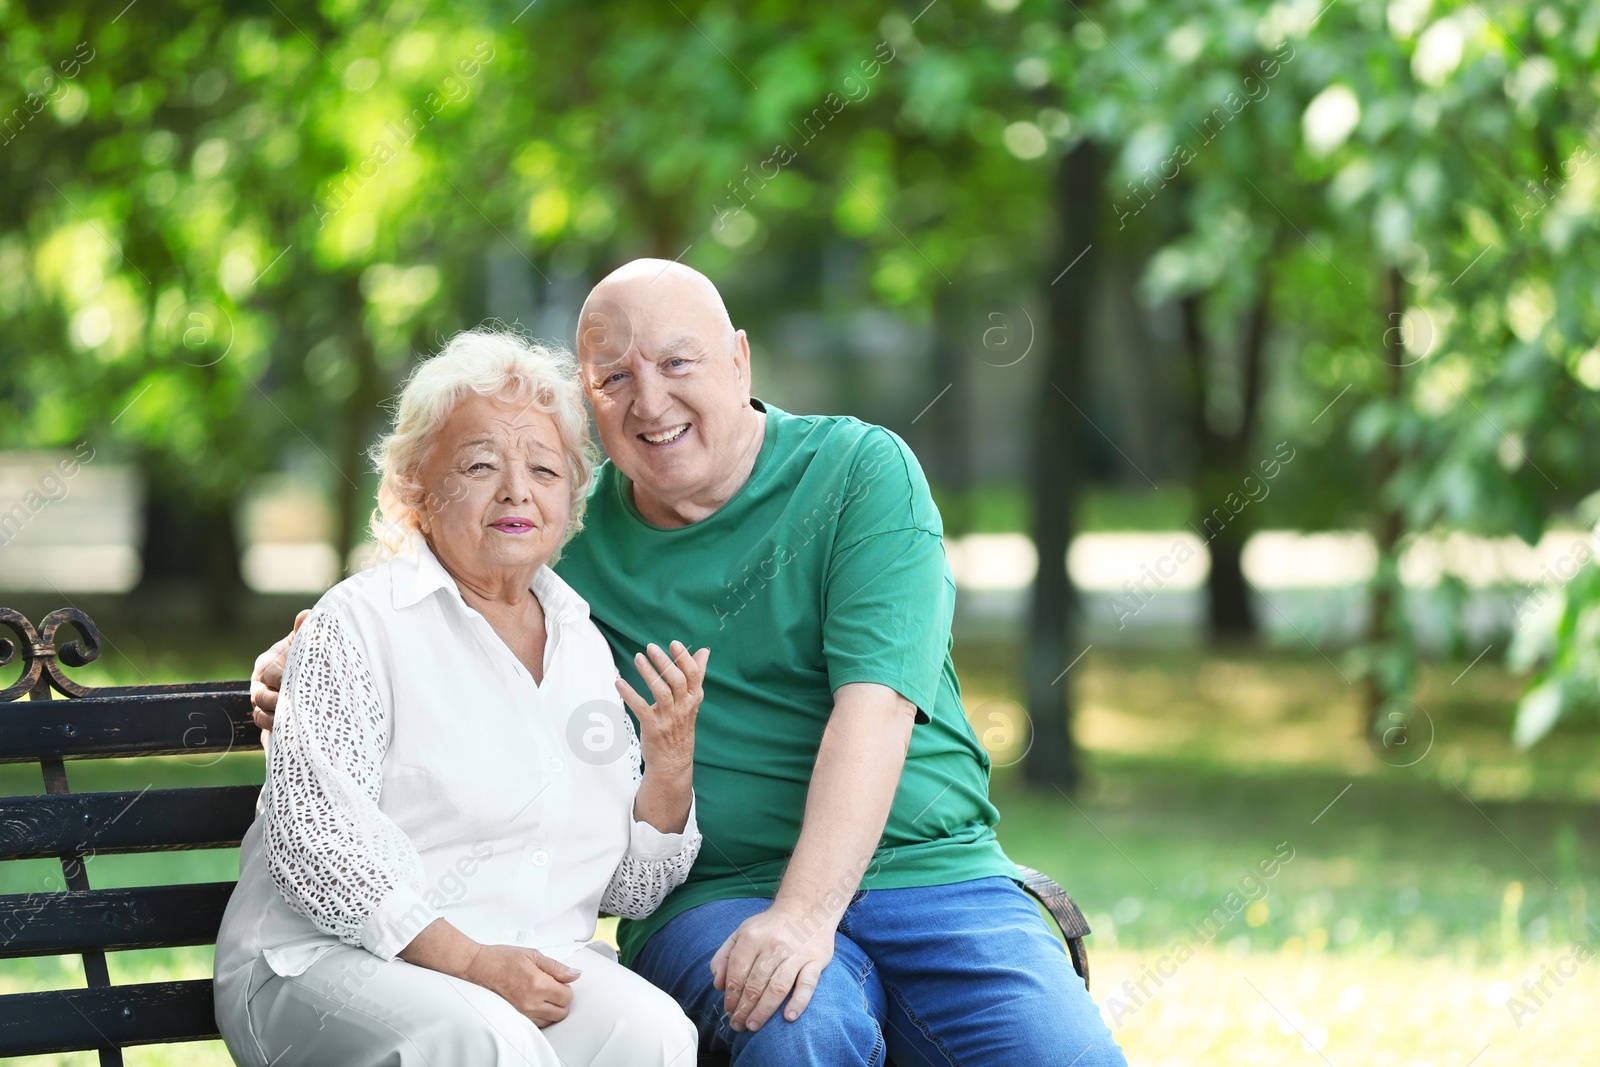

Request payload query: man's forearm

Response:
[771,682,916,931]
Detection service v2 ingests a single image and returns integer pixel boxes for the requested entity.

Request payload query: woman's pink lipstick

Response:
[488,516,537,534]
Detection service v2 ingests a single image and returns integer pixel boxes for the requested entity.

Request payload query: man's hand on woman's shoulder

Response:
[250,608,310,733]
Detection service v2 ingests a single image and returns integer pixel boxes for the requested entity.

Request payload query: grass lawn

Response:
[3,634,1597,1065]
[979,646,1600,1067]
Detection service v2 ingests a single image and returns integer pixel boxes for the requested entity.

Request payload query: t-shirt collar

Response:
[390,535,591,626]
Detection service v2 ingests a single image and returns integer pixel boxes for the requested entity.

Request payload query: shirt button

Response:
[547,757,564,773]
[531,849,549,867]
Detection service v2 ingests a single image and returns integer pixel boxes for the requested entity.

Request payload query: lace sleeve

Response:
[262,608,435,958]
[598,711,703,920]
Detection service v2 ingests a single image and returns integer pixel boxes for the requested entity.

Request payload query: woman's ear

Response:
[399,478,431,535]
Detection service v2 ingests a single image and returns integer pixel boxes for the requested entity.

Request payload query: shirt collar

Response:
[390,536,591,627]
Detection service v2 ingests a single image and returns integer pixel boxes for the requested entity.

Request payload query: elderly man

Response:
[254,259,1125,1066]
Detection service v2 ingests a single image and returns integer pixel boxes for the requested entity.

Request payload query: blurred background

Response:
[2,0,1599,1063]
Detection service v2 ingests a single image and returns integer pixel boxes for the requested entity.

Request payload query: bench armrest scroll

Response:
[1016,864,1092,990]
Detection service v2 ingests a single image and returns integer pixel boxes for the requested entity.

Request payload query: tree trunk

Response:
[1365,266,1409,742]
[1180,268,1273,641]
[1205,521,1255,636]
[136,461,246,626]
[1023,138,1100,792]
[926,289,973,538]
[333,275,382,571]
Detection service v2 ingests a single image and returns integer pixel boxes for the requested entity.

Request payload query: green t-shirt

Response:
[555,400,1016,965]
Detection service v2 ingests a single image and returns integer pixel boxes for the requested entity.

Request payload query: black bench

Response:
[0,607,260,1064]
[0,606,1091,1064]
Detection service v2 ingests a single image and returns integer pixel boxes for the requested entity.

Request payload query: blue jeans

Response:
[632,876,1127,1067]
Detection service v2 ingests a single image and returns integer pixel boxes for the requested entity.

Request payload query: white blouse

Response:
[214,538,700,988]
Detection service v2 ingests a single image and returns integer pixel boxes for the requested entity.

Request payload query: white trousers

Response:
[221,944,697,1067]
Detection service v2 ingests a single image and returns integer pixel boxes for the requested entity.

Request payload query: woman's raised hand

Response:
[616,641,709,778]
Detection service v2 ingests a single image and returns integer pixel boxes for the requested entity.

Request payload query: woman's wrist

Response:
[643,755,693,791]
[633,764,694,834]
[399,918,487,983]
[460,942,501,990]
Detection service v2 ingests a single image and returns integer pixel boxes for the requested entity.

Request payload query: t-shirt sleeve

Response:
[821,427,952,720]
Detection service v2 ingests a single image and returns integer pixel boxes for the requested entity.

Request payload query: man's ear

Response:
[732,329,752,394]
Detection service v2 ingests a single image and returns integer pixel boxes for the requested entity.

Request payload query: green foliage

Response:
[1,0,1595,732]
[1510,552,1600,747]
[1086,0,1600,731]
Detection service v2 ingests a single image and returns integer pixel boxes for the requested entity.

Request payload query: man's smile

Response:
[639,423,692,446]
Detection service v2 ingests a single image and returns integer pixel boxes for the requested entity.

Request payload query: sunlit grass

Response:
[1094,946,1600,1066]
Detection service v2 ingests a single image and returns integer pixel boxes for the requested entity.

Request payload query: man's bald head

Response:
[577,259,737,365]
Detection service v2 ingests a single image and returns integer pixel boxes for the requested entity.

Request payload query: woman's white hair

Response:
[370,326,596,559]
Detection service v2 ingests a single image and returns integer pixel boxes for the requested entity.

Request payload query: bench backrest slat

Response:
[0,785,262,860]
[0,687,260,763]
[0,882,236,958]
[0,980,219,1056]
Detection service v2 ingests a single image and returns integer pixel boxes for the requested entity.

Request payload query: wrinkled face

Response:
[578,276,751,503]
[415,393,571,579]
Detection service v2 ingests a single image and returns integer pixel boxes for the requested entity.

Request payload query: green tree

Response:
[1271,0,1600,742]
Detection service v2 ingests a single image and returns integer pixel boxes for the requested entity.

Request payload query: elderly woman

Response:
[214,329,705,1066]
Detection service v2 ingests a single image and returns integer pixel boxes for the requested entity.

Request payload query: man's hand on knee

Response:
[709,906,834,1032]
[250,609,310,733]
